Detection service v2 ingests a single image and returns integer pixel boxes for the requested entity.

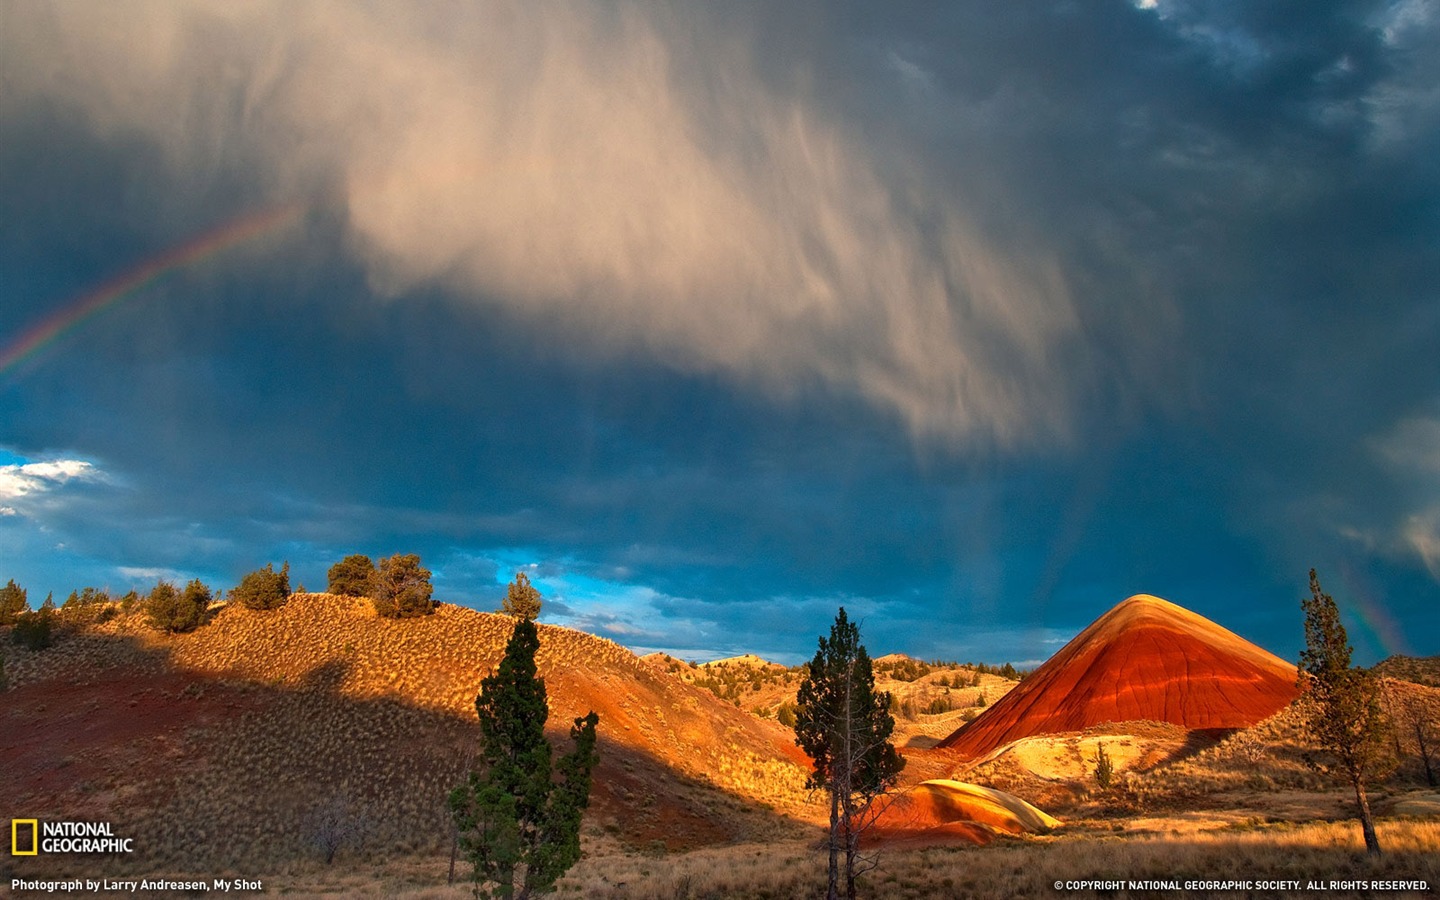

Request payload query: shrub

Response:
[12,607,54,650]
[232,562,292,610]
[0,579,29,625]
[369,554,435,618]
[1095,742,1114,790]
[327,554,376,597]
[147,579,210,633]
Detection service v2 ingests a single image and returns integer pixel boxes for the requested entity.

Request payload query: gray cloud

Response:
[2,0,1089,445]
[1371,416,1440,578]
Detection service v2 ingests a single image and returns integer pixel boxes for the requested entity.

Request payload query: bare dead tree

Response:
[1416,714,1436,787]
[309,794,367,865]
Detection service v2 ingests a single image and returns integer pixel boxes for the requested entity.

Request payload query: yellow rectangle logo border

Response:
[12,818,39,855]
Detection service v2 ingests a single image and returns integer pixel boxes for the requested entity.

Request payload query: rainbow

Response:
[1336,560,1411,660]
[0,202,304,380]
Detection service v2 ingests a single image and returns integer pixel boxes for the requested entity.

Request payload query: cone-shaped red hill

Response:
[938,594,1299,759]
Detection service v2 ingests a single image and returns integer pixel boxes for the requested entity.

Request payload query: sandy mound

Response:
[1391,793,1440,817]
[939,594,1299,759]
[866,779,1059,847]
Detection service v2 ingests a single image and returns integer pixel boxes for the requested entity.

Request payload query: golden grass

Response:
[143,819,1438,899]
[561,819,1440,899]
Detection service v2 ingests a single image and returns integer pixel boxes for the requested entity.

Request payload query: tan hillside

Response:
[1375,654,1440,688]
[702,653,783,669]
[2,595,813,875]
[939,594,1299,759]
[644,649,1021,767]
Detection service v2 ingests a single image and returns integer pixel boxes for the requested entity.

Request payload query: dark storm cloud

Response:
[1,1,1436,662]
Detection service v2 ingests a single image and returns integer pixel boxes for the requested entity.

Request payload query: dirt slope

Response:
[1,595,812,873]
[938,594,1299,759]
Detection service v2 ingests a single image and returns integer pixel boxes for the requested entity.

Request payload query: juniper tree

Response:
[1300,568,1391,855]
[0,579,22,625]
[62,587,111,611]
[327,554,377,597]
[232,562,292,610]
[449,617,599,898]
[794,607,905,900]
[146,579,210,633]
[12,606,54,650]
[370,554,435,618]
[500,572,543,621]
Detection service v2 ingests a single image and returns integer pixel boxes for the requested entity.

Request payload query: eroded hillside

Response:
[2,595,814,875]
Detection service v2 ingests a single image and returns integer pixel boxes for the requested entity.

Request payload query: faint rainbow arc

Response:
[0,202,305,379]
[1335,562,1410,659]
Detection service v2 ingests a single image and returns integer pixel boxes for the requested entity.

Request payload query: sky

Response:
[1,1,1437,666]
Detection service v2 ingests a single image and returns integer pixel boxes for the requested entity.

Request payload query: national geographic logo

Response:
[11,820,134,855]
[11,820,37,856]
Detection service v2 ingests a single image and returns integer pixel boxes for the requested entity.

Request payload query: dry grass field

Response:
[2,596,816,880]
[71,819,1436,899]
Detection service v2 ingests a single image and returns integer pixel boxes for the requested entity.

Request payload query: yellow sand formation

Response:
[869,779,1059,846]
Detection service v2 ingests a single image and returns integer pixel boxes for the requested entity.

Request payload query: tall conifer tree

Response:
[450,618,598,898]
[1300,568,1390,855]
[794,607,904,900]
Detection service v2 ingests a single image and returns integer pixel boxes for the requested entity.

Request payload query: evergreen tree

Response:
[794,608,905,900]
[1,579,31,625]
[232,562,292,610]
[500,572,543,620]
[62,586,110,609]
[449,618,599,898]
[1300,568,1390,855]
[180,578,213,624]
[146,579,210,633]
[12,605,55,650]
[327,554,377,597]
[370,554,436,618]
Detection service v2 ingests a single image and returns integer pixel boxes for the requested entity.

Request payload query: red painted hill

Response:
[937,594,1300,759]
